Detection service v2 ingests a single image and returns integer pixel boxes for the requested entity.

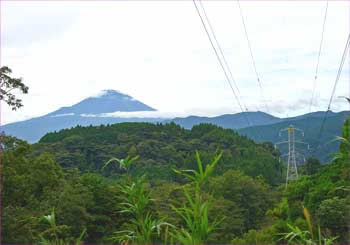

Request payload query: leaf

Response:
[102,157,120,169]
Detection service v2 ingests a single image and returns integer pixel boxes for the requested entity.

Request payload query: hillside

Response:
[167,111,282,129]
[238,111,350,162]
[167,111,348,163]
[4,119,349,244]
[36,122,282,185]
[167,111,342,130]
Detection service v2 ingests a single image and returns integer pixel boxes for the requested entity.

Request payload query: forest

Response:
[2,120,349,244]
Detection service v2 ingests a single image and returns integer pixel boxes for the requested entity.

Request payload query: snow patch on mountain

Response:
[89,89,123,98]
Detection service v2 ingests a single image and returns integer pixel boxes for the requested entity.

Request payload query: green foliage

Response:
[109,175,171,244]
[173,151,221,187]
[171,151,223,245]
[280,207,338,245]
[339,118,350,159]
[317,197,350,239]
[0,66,29,110]
[231,227,276,245]
[102,154,139,176]
[268,197,291,221]
[210,169,272,234]
[2,137,64,243]
[79,173,123,242]
[2,135,96,243]
[3,119,350,244]
[300,157,321,175]
[38,209,86,245]
[37,122,282,185]
[239,112,349,163]
[332,118,350,164]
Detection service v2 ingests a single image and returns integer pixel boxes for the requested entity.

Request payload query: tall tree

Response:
[0,66,28,244]
[0,66,28,110]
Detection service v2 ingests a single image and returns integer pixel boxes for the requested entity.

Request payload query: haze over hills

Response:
[1,89,348,163]
[168,110,342,130]
[168,110,349,162]
[238,111,350,163]
[0,89,286,143]
[166,111,282,129]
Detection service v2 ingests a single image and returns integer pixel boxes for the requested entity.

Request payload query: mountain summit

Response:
[2,90,159,143]
[48,90,156,116]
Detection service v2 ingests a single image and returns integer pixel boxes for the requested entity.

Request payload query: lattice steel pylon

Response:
[275,125,309,188]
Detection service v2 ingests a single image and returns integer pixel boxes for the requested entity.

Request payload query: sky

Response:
[1,0,350,124]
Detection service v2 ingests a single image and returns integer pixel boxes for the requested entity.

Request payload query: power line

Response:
[315,33,350,145]
[327,33,350,111]
[309,0,329,112]
[193,0,272,142]
[197,0,246,110]
[236,0,271,115]
[192,0,251,127]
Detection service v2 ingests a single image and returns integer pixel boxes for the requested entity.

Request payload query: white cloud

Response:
[1,1,349,124]
[51,113,75,117]
[81,111,174,119]
[80,107,240,119]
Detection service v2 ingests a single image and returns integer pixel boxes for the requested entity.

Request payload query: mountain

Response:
[2,87,349,163]
[167,111,282,129]
[47,89,156,116]
[282,110,339,121]
[166,110,348,163]
[167,110,341,130]
[35,122,283,186]
[238,111,350,163]
[1,90,161,143]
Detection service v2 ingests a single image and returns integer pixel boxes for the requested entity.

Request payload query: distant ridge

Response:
[1,88,348,163]
[167,110,341,130]
[238,111,350,163]
[166,111,282,129]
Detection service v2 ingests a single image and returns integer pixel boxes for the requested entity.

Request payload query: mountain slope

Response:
[167,110,348,163]
[168,110,341,130]
[238,111,350,162]
[48,90,155,116]
[167,111,282,129]
[1,90,160,143]
[35,122,283,185]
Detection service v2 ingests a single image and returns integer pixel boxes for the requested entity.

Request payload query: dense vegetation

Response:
[36,122,283,186]
[239,111,350,163]
[2,121,349,244]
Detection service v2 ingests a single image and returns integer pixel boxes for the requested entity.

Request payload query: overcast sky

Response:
[1,1,349,124]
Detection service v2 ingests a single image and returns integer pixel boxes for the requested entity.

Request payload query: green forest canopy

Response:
[2,121,349,244]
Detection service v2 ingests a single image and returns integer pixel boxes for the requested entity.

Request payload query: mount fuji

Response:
[1,90,161,143]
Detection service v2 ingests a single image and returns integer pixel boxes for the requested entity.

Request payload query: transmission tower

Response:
[275,125,309,188]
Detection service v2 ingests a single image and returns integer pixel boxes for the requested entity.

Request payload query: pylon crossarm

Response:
[294,141,310,150]
[278,128,290,136]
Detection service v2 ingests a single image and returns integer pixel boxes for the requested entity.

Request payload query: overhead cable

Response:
[309,0,329,112]
[198,0,246,109]
[237,0,271,114]
[192,0,251,126]
[316,33,350,142]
